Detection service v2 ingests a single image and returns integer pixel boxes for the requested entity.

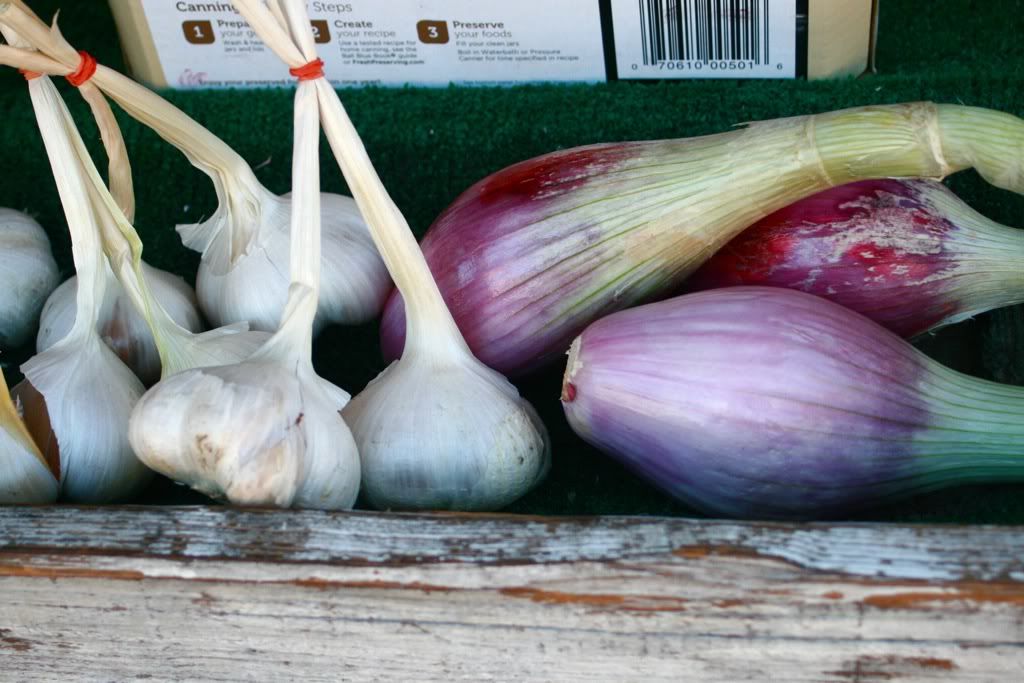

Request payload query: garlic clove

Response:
[129,355,359,509]
[290,370,360,509]
[37,260,203,384]
[342,354,550,511]
[19,333,151,502]
[1,366,58,504]
[0,208,60,349]
[191,190,390,333]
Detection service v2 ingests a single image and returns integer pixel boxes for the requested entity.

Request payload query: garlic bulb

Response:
[343,351,549,510]
[188,189,389,333]
[128,53,359,509]
[37,261,203,385]
[235,0,549,511]
[15,74,152,502]
[0,208,59,348]
[0,1,389,334]
[129,307,359,508]
[0,365,58,504]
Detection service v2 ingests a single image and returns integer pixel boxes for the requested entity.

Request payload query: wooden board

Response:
[1,506,1022,680]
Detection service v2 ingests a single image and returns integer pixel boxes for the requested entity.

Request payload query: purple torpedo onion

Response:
[381,103,1024,377]
[688,179,1024,338]
[561,287,1024,520]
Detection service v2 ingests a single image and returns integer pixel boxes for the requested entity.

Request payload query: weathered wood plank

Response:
[3,506,1024,579]
[1,506,1023,681]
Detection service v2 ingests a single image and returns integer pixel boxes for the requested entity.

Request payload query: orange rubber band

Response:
[66,50,97,87]
[19,69,42,80]
[289,58,324,81]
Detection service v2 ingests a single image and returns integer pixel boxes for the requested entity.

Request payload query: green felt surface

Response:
[2,1,1024,521]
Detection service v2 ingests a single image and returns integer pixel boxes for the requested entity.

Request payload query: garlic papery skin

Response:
[15,73,153,502]
[0,208,59,349]
[15,332,150,502]
[193,189,389,333]
[0,366,58,504]
[233,0,550,511]
[342,348,549,510]
[37,260,203,385]
[128,60,359,509]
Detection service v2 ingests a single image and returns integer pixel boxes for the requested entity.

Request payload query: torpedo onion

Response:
[127,16,359,509]
[0,365,58,504]
[688,179,1024,338]
[0,208,58,348]
[562,286,1024,520]
[13,72,151,502]
[380,104,1024,376]
[0,2,390,333]
[234,0,549,511]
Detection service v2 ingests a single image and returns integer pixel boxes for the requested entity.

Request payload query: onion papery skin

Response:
[561,287,1024,520]
[688,179,1024,338]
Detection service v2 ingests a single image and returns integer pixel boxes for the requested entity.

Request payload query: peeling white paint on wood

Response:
[1,506,1022,680]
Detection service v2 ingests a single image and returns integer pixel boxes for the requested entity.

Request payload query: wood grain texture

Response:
[1,506,1022,681]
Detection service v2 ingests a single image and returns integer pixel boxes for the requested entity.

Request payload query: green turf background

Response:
[2,0,1024,522]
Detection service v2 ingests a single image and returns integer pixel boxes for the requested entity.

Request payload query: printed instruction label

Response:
[143,1,606,88]
[612,0,797,79]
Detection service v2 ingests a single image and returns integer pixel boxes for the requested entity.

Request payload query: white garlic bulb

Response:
[15,72,154,503]
[130,329,359,508]
[231,0,550,512]
[343,351,550,510]
[128,67,359,510]
[186,189,390,333]
[0,365,58,504]
[37,261,203,384]
[0,208,59,348]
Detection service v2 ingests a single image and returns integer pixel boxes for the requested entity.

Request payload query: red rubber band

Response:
[289,58,324,81]
[66,50,97,87]
[19,69,42,80]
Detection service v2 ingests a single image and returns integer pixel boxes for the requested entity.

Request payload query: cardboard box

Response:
[108,1,878,88]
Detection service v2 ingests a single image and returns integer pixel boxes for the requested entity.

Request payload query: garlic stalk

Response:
[0,365,58,504]
[0,208,59,349]
[235,0,549,511]
[128,27,359,509]
[14,74,151,502]
[0,2,390,334]
[0,30,205,384]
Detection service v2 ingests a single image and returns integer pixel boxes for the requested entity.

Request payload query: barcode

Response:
[638,0,771,65]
